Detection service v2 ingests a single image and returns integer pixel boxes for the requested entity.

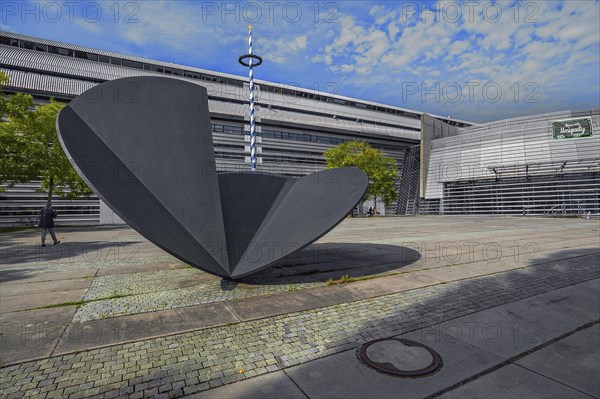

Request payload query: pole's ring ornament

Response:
[238,54,263,67]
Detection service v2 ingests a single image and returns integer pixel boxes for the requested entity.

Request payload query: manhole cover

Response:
[358,338,442,377]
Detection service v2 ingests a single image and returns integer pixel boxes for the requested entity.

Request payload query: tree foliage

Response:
[0,71,92,201]
[323,140,398,206]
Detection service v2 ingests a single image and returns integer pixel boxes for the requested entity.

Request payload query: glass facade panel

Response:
[122,59,143,69]
[0,37,19,46]
[48,46,73,57]
[75,51,98,61]
[20,40,35,50]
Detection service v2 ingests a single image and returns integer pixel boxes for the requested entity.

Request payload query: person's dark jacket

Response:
[39,207,57,228]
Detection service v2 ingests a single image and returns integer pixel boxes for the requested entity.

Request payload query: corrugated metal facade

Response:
[425,111,600,215]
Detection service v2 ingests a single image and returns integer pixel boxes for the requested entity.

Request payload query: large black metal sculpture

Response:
[56,76,368,278]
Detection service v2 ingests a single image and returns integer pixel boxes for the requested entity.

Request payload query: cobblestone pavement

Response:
[75,272,325,323]
[1,252,598,398]
[2,217,599,398]
[64,218,600,322]
[83,270,207,301]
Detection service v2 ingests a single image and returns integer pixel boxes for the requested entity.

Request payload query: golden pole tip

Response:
[248,24,253,30]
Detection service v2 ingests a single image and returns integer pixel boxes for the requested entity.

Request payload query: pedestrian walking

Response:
[39,202,60,247]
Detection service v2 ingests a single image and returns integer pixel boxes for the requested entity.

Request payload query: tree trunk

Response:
[373,197,377,217]
[47,176,54,205]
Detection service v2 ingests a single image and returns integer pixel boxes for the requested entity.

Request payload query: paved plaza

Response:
[0,216,599,398]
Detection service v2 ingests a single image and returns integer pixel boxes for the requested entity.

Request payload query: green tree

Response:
[323,140,398,210]
[0,72,92,203]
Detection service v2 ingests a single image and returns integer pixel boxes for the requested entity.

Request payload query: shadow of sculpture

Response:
[240,242,421,284]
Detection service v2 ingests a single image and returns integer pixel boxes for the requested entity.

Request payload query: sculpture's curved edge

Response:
[56,76,371,280]
[55,106,132,235]
[56,107,232,279]
[230,167,369,279]
[55,78,232,278]
[66,76,229,272]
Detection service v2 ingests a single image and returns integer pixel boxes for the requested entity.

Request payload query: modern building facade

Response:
[0,31,472,226]
[419,110,600,216]
[2,31,598,224]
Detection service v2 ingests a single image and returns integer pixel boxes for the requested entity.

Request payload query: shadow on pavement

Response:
[218,247,599,399]
[0,224,131,241]
[241,242,421,285]
[0,240,143,281]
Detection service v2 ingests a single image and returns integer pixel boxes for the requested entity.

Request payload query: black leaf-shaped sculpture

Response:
[57,76,368,279]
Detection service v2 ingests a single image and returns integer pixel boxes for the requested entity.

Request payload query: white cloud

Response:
[11,0,593,122]
[260,34,308,64]
[448,40,470,56]
[309,0,600,121]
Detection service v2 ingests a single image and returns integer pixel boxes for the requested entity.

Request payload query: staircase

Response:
[396,145,421,215]
[405,199,416,215]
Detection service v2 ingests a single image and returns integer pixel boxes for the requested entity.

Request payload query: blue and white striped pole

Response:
[239,25,262,170]
[248,24,256,171]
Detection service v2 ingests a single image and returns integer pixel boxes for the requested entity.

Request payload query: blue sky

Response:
[2,0,599,122]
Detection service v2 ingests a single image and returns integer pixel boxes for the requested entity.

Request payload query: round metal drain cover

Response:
[358,338,442,377]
